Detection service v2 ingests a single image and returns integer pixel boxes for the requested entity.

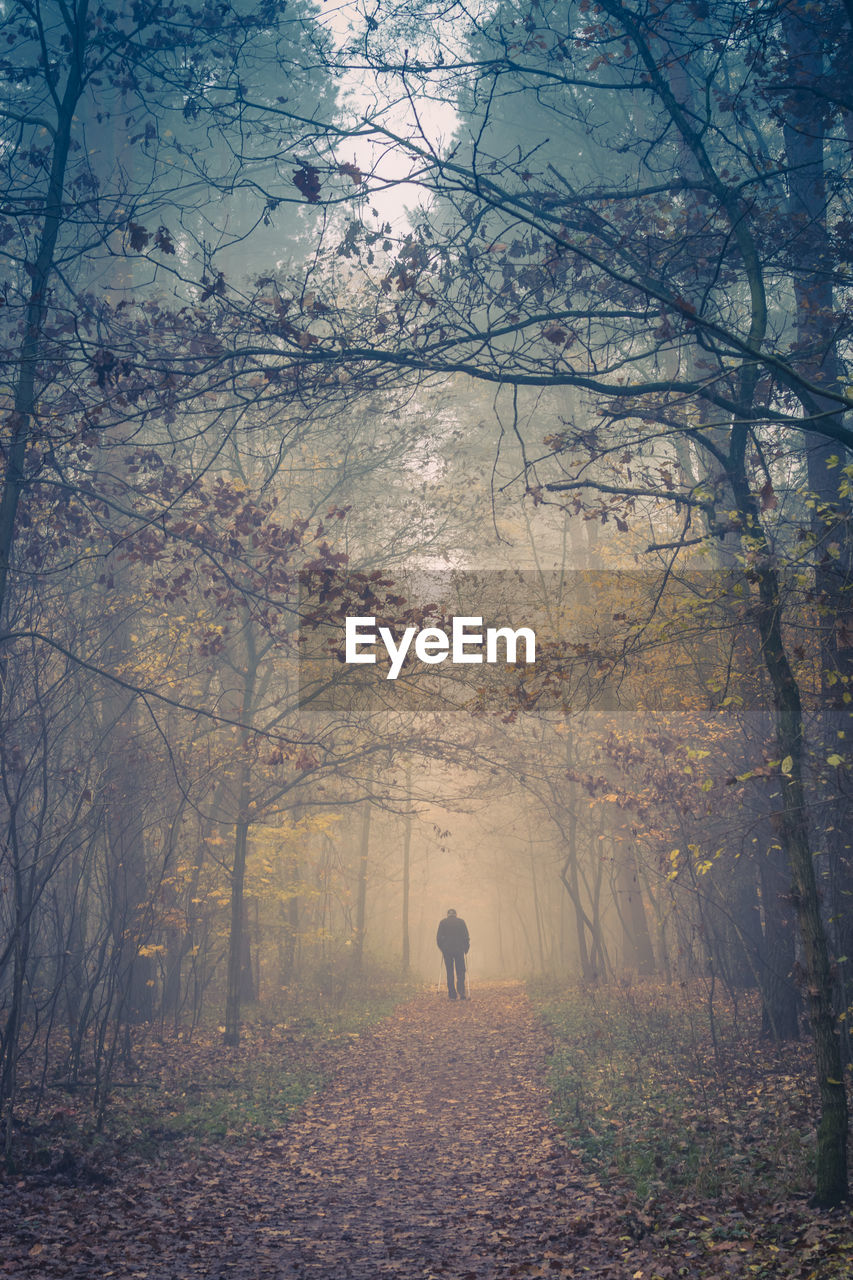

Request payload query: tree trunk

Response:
[782,0,853,1077]
[352,795,371,971]
[618,843,656,977]
[0,15,86,624]
[559,728,594,979]
[529,844,546,974]
[224,786,251,1047]
[756,840,800,1042]
[280,850,300,985]
[223,626,258,1047]
[731,453,848,1206]
[401,804,412,974]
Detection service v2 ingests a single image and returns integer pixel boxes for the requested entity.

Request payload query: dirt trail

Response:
[260,981,608,1278]
[3,984,634,1278]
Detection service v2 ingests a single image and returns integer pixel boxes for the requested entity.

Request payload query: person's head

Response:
[446,908,457,917]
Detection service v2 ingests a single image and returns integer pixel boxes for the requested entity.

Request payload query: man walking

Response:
[436,908,470,1000]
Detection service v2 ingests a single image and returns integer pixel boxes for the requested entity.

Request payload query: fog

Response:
[1,0,850,1211]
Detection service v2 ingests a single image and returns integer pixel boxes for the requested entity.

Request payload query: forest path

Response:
[248,980,615,1278]
[5,984,639,1279]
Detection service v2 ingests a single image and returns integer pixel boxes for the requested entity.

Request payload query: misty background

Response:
[1,0,851,1201]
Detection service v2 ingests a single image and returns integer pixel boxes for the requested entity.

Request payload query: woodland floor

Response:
[1,981,852,1279]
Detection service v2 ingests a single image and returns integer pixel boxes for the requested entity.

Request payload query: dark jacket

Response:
[436,915,470,955]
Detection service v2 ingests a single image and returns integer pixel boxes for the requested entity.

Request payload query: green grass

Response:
[118,980,418,1149]
[529,978,823,1202]
[122,1050,322,1146]
[16,975,419,1164]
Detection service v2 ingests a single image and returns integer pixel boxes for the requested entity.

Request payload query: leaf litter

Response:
[1,982,851,1278]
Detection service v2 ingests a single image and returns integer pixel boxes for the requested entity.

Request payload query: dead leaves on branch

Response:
[292,162,366,203]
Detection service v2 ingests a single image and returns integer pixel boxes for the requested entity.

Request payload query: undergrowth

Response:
[529,977,831,1203]
[10,971,418,1169]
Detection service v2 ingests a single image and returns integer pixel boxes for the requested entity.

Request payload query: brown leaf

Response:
[293,164,322,202]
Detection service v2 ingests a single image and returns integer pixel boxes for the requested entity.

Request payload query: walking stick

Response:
[465,951,472,998]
